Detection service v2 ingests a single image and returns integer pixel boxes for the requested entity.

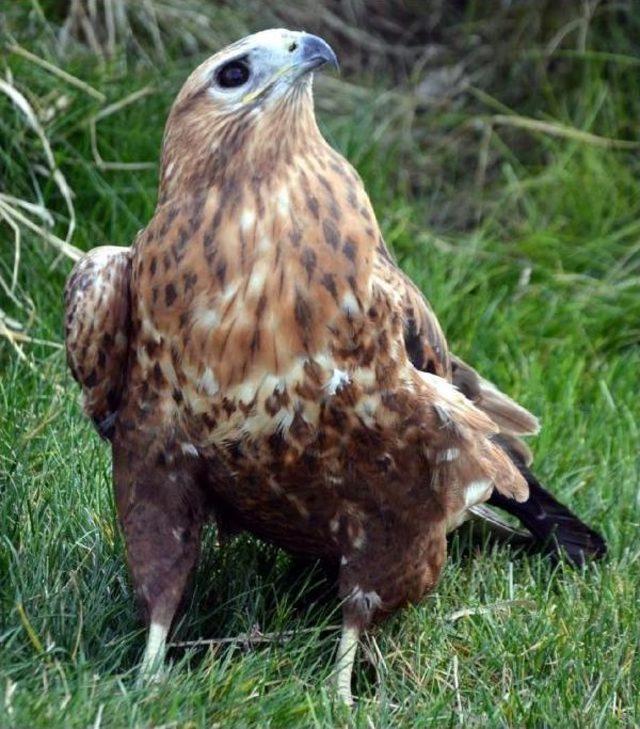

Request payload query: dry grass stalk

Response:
[445,599,536,623]
[0,78,77,247]
[89,85,157,170]
[0,198,82,263]
[168,624,341,649]
[7,44,107,102]
[489,114,640,150]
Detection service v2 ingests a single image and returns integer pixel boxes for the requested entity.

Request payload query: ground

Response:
[1,3,639,727]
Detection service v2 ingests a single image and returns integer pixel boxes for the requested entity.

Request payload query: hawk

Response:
[64,29,605,704]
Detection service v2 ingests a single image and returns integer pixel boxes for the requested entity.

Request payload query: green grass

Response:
[1,3,639,727]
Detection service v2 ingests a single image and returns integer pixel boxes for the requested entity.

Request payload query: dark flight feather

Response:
[489,436,607,566]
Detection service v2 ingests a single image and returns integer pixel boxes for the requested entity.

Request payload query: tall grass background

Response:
[1,1,638,726]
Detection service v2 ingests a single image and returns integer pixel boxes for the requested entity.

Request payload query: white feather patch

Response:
[277,187,290,214]
[464,479,492,508]
[199,367,219,396]
[341,291,360,316]
[324,369,350,396]
[192,307,220,330]
[437,448,460,463]
[240,208,255,231]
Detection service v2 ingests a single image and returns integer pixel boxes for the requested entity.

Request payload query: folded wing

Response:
[64,246,131,439]
[373,241,606,563]
[373,248,538,441]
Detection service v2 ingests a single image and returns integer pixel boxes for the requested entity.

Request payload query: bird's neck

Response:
[157,85,326,206]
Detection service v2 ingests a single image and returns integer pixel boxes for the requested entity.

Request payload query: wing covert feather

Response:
[373,251,450,379]
[64,246,131,438]
[372,243,539,442]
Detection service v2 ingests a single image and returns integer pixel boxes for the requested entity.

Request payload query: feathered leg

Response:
[113,435,208,681]
[331,566,380,706]
[333,520,447,705]
[331,586,375,706]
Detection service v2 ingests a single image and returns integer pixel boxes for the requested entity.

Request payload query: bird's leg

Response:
[126,488,205,684]
[140,618,170,680]
[333,619,360,706]
[113,438,207,684]
[331,574,380,706]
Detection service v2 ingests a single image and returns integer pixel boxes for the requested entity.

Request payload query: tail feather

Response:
[490,437,607,566]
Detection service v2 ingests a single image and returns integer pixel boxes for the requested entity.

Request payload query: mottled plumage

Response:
[64,29,605,702]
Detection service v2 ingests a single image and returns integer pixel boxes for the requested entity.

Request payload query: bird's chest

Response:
[134,163,376,374]
[131,182,386,434]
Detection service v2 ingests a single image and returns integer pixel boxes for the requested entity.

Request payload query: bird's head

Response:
[159,29,338,199]
[175,28,337,113]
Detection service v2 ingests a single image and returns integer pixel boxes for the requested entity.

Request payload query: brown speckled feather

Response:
[64,246,131,438]
[65,30,528,628]
[66,30,587,699]
[372,243,539,438]
[372,251,451,379]
[369,212,605,568]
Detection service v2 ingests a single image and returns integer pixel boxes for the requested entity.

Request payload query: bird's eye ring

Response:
[216,59,250,89]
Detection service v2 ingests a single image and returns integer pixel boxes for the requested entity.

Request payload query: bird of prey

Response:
[64,29,605,704]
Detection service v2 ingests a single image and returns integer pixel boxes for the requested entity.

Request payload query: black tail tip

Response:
[491,435,608,569]
[542,524,607,568]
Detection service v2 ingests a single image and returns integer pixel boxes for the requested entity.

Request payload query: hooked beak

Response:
[297,33,339,74]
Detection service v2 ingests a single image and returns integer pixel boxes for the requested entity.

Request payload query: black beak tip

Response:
[300,33,339,73]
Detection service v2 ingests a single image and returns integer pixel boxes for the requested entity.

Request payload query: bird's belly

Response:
[205,456,343,557]
[196,397,438,561]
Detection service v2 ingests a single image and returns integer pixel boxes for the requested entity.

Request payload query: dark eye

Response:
[217,60,250,88]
